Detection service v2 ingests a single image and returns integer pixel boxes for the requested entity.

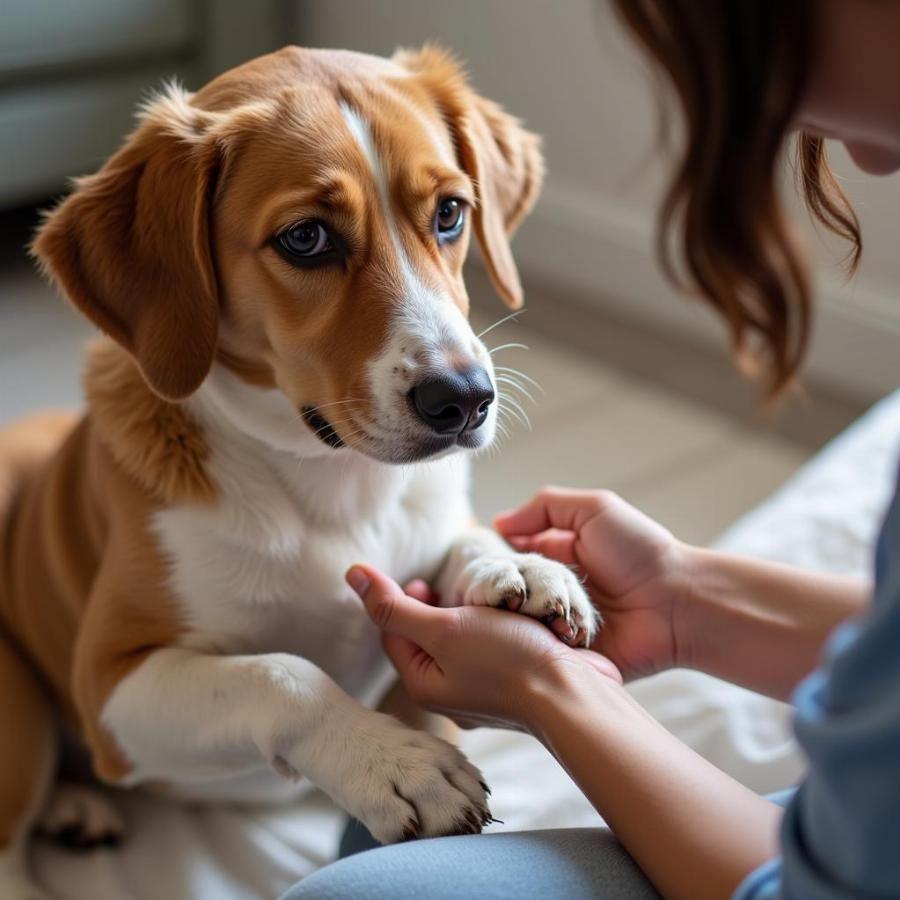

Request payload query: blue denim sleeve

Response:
[734,467,900,900]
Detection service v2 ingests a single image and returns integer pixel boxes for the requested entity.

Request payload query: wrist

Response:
[521,655,629,738]
[664,541,708,671]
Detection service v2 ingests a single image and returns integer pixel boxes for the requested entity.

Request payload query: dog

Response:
[0,45,598,898]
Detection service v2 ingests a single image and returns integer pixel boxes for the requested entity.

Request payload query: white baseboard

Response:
[510,179,900,402]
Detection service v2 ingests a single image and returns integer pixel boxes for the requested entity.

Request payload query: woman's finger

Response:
[494,487,600,537]
[347,565,445,644]
[403,578,439,604]
[508,528,579,565]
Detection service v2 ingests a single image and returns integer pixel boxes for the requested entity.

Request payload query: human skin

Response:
[802,0,900,174]
[497,488,868,700]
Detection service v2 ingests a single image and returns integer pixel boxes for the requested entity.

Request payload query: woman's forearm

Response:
[527,665,782,900]
[679,548,869,700]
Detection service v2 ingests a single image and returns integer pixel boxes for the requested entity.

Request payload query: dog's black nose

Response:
[409,367,495,435]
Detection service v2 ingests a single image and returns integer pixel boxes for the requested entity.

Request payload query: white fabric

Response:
[34,391,900,900]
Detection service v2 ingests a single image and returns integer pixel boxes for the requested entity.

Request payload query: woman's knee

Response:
[280,829,660,900]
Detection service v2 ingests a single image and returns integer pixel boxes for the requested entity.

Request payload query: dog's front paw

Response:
[459,553,600,646]
[38,781,125,850]
[297,715,491,844]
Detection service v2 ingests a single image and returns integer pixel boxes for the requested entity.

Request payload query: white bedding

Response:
[34,390,900,900]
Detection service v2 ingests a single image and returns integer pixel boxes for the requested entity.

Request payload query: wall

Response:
[291,0,900,402]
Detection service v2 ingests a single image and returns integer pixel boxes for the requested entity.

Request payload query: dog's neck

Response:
[188,363,441,532]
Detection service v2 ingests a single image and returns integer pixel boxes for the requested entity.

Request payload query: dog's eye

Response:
[278,220,333,258]
[435,198,465,244]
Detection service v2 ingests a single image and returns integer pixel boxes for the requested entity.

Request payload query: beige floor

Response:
[0,269,808,547]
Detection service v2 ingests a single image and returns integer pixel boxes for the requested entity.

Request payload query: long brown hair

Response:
[610,0,861,395]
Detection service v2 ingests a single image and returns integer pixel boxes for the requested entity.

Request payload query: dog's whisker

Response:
[309,414,357,432]
[335,428,373,480]
[494,365,545,394]
[496,376,536,405]
[489,425,509,458]
[308,414,362,438]
[487,342,529,356]
[310,422,354,442]
[495,375,528,391]
[308,398,367,412]
[476,308,526,339]
[495,406,513,430]
[335,427,369,448]
[498,395,532,431]
[493,416,518,447]
[291,398,367,425]
[503,408,530,432]
[497,380,535,406]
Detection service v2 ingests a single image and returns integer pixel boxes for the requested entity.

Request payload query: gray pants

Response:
[279,791,794,899]
[280,827,661,899]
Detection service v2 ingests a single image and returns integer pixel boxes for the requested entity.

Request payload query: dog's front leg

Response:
[100,649,490,842]
[435,525,600,646]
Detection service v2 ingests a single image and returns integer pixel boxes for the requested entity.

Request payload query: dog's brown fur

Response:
[0,44,542,875]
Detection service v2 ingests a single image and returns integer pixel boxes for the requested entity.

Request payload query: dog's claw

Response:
[505,587,526,612]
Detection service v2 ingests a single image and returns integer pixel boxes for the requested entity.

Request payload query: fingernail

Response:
[346,567,371,598]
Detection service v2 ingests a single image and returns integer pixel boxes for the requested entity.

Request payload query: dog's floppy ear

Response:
[396,46,544,309]
[32,85,222,401]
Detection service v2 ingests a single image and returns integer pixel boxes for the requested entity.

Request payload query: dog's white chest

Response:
[152,450,470,705]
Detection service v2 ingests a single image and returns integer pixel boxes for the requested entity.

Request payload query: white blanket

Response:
[34,391,900,900]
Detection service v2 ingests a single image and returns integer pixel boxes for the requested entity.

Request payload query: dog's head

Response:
[33,46,543,464]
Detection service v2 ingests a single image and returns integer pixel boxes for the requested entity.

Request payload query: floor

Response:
[0,251,809,547]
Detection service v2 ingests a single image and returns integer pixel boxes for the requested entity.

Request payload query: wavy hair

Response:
[611,0,861,395]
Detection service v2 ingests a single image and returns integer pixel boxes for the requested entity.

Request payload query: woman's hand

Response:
[346,565,621,732]
[494,487,696,680]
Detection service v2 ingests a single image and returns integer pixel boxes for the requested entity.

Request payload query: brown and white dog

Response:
[0,45,597,898]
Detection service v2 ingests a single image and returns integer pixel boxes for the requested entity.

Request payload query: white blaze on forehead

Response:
[339,102,421,291]
[339,103,392,216]
[338,102,474,355]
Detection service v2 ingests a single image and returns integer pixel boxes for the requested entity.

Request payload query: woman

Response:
[284,2,900,898]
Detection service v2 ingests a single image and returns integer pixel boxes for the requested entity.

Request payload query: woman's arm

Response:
[348,565,784,900]
[494,488,870,699]
[678,549,868,699]
[529,662,782,900]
